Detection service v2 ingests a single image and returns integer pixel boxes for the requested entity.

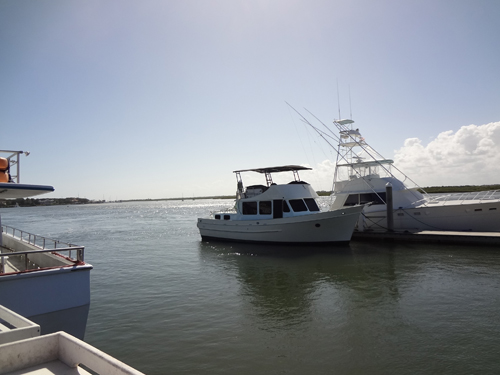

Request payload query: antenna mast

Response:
[336,80,341,120]
[349,85,352,120]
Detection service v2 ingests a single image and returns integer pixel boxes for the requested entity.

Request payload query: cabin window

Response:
[259,201,272,215]
[215,214,221,220]
[304,198,320,212]
[283,200,291,212]
[344,193,386,206]
[242,201,258,215]
[224,215,230,220]
[360,193,386,205]
[289,199,308,212]
[344,194,359,206]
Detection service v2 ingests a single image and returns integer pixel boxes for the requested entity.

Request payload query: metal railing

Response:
[424,190,500,205]
[1,225,85,274]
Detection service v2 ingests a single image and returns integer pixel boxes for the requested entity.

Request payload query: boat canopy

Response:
[0,150,54,198]
[233,165,312,174]
[0,183,54,198]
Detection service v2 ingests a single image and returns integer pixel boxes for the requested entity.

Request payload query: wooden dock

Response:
[352,230,500,246]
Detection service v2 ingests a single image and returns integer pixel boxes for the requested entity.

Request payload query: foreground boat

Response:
[197,165,364,244]
[325,119,500,232]
[0,150,92,340]
[0,304,144,374]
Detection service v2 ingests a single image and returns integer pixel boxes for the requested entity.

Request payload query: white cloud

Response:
[393,121,500,186]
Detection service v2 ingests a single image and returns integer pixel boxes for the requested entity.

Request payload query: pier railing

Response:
[1,225,85,274]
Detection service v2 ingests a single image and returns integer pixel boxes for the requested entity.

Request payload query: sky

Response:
[1,0,499,200]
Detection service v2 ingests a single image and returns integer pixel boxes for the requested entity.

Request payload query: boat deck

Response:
[5,360,93,375]
[1,226,85,275]
[0,305,144,375]
[0,247,26,273]
[352,229,500,246]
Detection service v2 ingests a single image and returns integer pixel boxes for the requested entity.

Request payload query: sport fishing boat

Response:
[326,119,500,232]
[197,165,364,244]
[0,150,92,339]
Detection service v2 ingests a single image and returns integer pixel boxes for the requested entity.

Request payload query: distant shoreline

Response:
[1,184,499,208]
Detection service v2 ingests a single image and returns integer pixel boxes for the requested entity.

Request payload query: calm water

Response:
[2,200,500,374]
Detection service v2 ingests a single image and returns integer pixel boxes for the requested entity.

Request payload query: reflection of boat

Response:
[327,120,500,232]
[197,165,363,244]
[198,240,400,327]
[0,150,92,339]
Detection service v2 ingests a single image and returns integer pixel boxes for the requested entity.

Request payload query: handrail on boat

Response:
[1,225,85,274]
[425,189,500,205]
[1,224,81,252]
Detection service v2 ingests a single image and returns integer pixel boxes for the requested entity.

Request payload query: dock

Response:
[352,230,500,246]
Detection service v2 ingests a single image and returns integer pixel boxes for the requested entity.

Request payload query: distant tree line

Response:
[0,197,96,208]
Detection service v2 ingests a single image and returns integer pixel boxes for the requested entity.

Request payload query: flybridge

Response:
[233,165,312,174]
[234,165,311,188]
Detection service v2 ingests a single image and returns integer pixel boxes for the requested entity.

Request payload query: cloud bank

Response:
[393,121,500,187]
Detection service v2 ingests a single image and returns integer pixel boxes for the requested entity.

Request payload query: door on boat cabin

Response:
[273,200,283,219]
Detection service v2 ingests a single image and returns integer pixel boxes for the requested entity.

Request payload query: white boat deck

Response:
[0,248,25,273]
[0,305,144,375]
[5,360,93,375]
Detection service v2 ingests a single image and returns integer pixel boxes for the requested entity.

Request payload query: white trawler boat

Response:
[0,150,92,340]
[197,165,364,244]
[326,119,500,232]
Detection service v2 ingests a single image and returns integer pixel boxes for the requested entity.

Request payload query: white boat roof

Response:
[233,165,312,174]
[0,183,54,199]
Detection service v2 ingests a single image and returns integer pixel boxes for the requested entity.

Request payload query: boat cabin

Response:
[213,165,322,221]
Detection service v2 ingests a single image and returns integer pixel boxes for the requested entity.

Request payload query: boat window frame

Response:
[283,200,291,213]
[304,198,320,212]
[259,201,272,215]
[242,201,258,215]
[344,192,386,206]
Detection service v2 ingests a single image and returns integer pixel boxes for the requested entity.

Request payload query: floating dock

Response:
[352,230,500,246]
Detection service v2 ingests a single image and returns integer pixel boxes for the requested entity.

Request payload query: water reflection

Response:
[198,241,402,330]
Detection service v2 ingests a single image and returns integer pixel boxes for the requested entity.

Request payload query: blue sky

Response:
[1,0,499,200]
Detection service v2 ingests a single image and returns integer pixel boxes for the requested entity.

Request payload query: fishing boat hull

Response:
[361,200,500,232]
[324,119,500,233]
[197,205,364,244]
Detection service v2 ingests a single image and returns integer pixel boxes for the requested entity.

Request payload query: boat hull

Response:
[197,206,364,244]
[0,265,92,339]
[361,201,500,232]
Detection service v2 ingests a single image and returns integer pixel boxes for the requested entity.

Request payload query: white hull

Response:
[361,200,500,232]
[198,206,364,244]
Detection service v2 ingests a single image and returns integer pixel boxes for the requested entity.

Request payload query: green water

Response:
[2,200,500,374]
